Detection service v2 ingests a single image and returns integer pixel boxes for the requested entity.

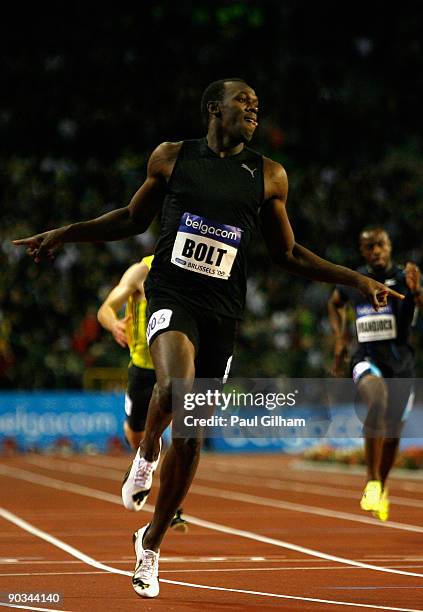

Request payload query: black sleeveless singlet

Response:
[145,138,264,319]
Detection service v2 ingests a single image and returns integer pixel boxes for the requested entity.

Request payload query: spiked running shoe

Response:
[122,439,162,511]
[360,480,382,512]
[373,487,389,522]
[170,508,189,533]
[132,525,160,598]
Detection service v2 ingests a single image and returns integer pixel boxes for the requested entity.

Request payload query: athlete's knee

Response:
[172,436,202,461]
[359,376,388,413]
[153,378,195,414]
[152,379,173,413]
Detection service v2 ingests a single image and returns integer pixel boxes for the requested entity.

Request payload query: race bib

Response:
[355,304,397,342]
[146,309,173,344]
[171,212,242,280]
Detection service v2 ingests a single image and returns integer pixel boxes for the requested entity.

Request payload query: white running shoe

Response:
[132,525,160,598]
[121,439,162,511]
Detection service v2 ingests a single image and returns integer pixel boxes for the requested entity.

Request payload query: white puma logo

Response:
[241,163,257,178]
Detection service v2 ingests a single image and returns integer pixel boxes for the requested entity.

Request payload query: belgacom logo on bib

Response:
[171,212,242,280]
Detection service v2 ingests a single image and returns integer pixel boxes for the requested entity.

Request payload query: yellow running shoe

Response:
[373,488,389,522]
[360,480,382,512]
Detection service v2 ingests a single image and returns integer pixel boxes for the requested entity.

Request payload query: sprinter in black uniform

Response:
[14,79,403,599]
[328,228,422,521]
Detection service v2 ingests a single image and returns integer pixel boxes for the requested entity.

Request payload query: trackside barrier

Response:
[0,392,421,454]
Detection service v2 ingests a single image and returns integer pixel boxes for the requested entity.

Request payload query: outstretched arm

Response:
[97,261,149,348]
[259,158,404,310]
[12,142,180,262]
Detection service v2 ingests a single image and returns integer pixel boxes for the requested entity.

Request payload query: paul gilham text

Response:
[184,415,306,427]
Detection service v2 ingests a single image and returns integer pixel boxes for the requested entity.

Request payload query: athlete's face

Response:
[360,230,392,271]
[219,82,259,143]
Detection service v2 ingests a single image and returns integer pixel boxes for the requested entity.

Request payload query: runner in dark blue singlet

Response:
[13,80,403,599]
[328,227,422,520]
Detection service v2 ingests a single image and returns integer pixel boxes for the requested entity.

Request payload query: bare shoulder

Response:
[263,156,287,181]
[148,141,183,180]
[262,156,288,201]
[153,141,183,160]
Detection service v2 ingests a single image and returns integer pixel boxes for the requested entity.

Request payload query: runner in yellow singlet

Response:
[97,255,187,531]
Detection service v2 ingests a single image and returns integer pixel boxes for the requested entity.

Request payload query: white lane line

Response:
[25,457,121,479]
[0,571,108,576]
[0,556,301,565]
[194,470,423,509]
[208,461,423,496]
[6,556,410,565]
[331,587,423,591]
[0,508,422,612]
[82,453,423,494]
[27,455,423,509]
[0,604,71,612]
[0,464,149,511]
[180,510,423,579]
[1,557,422,568]
[0,509,129,577]
[160,565,423,572]
[0,559,423,576]
[210,460,423,491]
[21,458,423,532]
[188,483,423,534]
[291,460,423,482]
[1,465,423,579]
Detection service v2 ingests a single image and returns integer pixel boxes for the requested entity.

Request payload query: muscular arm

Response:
[327,289,348,339]
[13,142,181,260]
[259,158,403,309]
[97,262,149,347]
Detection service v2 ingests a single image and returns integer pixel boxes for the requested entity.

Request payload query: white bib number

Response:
[171,212,242,280]
[355,304,397,342]
[146,309,173,344]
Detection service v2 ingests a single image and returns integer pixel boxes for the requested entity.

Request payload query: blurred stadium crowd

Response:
[1,3,422,389]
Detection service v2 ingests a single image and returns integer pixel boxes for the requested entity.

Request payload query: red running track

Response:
[1,451,423,611]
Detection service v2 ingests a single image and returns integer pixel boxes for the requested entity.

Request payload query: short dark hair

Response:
[359,227,391,244]
[200,78,246,125]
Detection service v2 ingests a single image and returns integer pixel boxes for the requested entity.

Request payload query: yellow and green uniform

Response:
[125,255,154,370]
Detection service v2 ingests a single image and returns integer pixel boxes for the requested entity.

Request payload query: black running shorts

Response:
[146,296,237,382]
[351,345,415,380]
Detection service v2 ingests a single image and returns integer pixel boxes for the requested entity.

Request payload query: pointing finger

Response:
[12,238,36,246]
[387,288,404,300]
